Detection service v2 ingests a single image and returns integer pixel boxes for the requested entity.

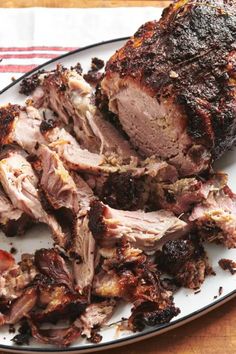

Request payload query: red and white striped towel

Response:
[0,7,161,90]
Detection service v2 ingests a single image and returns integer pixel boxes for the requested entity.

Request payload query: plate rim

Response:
[0,36,235,353]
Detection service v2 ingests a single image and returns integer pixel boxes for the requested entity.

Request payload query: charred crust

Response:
[129,302,180,331]
[164,189,176,204]
[71,62,83,75]
[11,320,32,345]
[89,330,102,344]
[91,57,104,71]
[40,118,57,134]
[88,200,107,238]
[0,105,21,146]
[83,57,104,86]
[218,258,236,275]
[156,237,205,275]
[83,71,103,86]
[19,71,44,96]
[0,214,33,237]
[100,172,142,210]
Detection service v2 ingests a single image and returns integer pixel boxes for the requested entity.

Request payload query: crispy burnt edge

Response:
[83,57,104,86]
[0,104,21,146]
[94,241,180,331]
[218,258,236,275]
[155,236,215,289]
[0,214,33,238]
[99,172,145,211]
[19,70,45,96]
[129,302,180,332]
[9,249,88,346]
[88,200,107,239]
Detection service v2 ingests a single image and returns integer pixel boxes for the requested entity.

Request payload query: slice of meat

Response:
[75,300,116,340]
[88,200,188,251]
[31,65,137,161]
[155,177,203,215]
[93,242,180,329]
[33,65,101,152]
[155,238,214,289]
[0,187,32,236]
[71,217,96,296]
[101,1,236,176]
[29,321,81,347]
[6,287,37,325]
[0,104,177,185]
[72,173,95,216]
[46,126,107,173]
[190,174,236,248]
[87,110,136,161]
[0,253,37,300]
[26,66,137,162]
[0,104,46,154]
[38,145,79,213]
[34,249,73,290]
[0,148,67,247]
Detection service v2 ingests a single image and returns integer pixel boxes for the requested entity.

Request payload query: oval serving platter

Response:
[0,37,235,354]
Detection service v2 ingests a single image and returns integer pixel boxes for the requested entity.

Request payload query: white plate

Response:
[0,37,235,354]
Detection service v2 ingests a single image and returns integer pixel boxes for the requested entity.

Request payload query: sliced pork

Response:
[0,147,67,247]
[0,104,178,188]
[102,0,236,176]
[75,300,116,340]
[0,186,32,237]
[31,65,138,162]
[88,200,188,251]
[38,145,79,213]
[71,217,96,296]
[33,65,101,152]
[0,104,46,154]
[190,177,236,248]
[93,242,180,329]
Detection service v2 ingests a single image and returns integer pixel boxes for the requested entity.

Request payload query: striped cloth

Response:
[0,7,162,90]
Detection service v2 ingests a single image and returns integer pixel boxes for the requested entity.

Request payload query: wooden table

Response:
[0,1,235,353]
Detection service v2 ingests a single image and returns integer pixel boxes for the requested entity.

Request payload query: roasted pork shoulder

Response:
[102,0,236,176]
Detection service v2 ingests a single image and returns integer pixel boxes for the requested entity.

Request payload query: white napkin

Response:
[0,7,162,90]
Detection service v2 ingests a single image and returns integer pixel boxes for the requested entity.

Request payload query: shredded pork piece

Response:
[88,200,188,251]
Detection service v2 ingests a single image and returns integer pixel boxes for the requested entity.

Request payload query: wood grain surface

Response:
[0,1,235,354]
